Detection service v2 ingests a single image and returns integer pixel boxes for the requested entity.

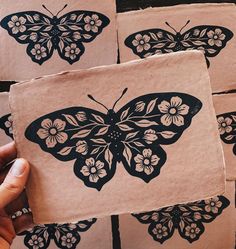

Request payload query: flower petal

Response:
[96,160,105,170]
[41,118,52,129]
[98,169,107,178]
[89,174,99,183]
[143,148,152,158]
[80,166,90,176]
[151,155,160,166]
[208,39,215,46]
[207,30,214,38]
[37,128,49,139]
[160,114,172,126]
[86,158,95,167]
[132,39,139,46]
[225,117,232,125]
[135,163,144,172]
[215,40,222,47]
[170,96,182,107]
[225,126,232,133]
[56,132,68,144]
[134,154,143,163]
[137,45,144,53]
[46,136,57,148]
[135,34,142,41]
[53,119,66,131]
[215,29,222,35]
[158,100,170,113]
[173,115,184,126]
[144,165,154,175]
[178,104,189,115]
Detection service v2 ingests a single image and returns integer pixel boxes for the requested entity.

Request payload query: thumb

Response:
[0,159,30,209]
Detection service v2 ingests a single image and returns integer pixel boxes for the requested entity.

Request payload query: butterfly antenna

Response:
[88,94,109,111]
[180,20,190,33]
[56,4,68,17]
[112,88,128,110]
[165,22,177,34]
[42,5,54,17]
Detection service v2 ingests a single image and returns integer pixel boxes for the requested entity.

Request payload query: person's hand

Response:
[0,142,30,249]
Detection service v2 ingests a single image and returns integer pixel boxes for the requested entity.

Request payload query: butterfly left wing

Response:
[180,25,233,67]
[56,11,110,64]
[115,92,202,182]
[52,219,97,249]
[217,112,236,155]
[0,114,13,139]
[133,195,230,243]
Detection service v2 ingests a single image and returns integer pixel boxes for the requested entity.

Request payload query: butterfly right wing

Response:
[0,11,54,64]
[217,112,236,155]
[124,29,177,58]
[25,107,116,190]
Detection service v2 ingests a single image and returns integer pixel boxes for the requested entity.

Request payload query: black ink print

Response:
[0,114,13,139]
[125,22,233,67]
[25,89,202,190]
[0,5,110,65]
[133,195,230,243]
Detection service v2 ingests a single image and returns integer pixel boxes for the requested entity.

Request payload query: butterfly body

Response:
[0,8,110,64]
[124,23,233,67]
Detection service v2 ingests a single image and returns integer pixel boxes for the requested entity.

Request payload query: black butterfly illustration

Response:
[0,5,110,65]
[133,195,230,243]
[124,21,233,67]
[19,218,96,249]
[0,114,13,139]
[25,89,202,190]
[217,112,236,156]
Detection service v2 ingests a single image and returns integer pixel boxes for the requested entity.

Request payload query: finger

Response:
[0,159,30,209]
[0,142,17,170]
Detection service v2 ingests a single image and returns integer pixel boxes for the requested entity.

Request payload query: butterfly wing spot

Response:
[133,196,229,243]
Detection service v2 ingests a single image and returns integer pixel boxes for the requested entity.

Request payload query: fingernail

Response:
[10,159,26,177]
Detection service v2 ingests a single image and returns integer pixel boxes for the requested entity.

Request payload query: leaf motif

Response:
[126,131,139,140]
[91,147,100,155]
[91,138,107,144]
[181,41,191,47]
[200,28,207,37]
[43,26,52,32]
[192,41,206,46]
[95,126,109,136]
[43,17,50,24]
[231,115,236,121]
[203,214,212,220]
[26,14,34,23]
[167,43,176,48]
[63,114,79,127]
[140,214,151,220]
[83,34,92,39]
[59,40,65,52]
[133,141,145,147]
[60,17,67,24]
[92,114,104,124]
[76,14,84,23]
[207,48,217,54]
[70,25,81,31]
[149,32,158,41]
[29,26,41,31]
[121,108,130,120]
[118,124,133,131]
[179,206,188,212]
[135,120,158,127]
[47,40,52,51]
[184,32,190,40]
[78,223,87,229]
[179,220,185,232]
[123,145,132,165]
[58,147,73,156]
[153,43,166,49]
[182,212,191,217]
[58,26,67,31]
[168,220,173,231]
[167,34,174,41]
[160,131,176,139]
[71,129,91,138]
[19,35,28,40]
[43,230,49,241]
[225,135,234,141]
[189,206,202,211]
[146,98,158,114]
[105,147,113,168]
[55,230,60,241]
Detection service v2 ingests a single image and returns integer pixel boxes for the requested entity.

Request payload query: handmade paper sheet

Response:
[10,51,225,224]
[0,0,117,81]
[213,93,236,180]
[117,3,236,92]
[118,180,235,249]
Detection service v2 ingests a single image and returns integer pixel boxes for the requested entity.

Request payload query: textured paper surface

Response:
[10,51,225,224]
[0,92,12,145]
[11,217,112,249]
[0,0,117,81]
[119,180,235,249]
[213,93,236,180]
[117,3,236,93]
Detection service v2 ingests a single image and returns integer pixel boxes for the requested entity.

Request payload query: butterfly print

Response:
[133,195,230,243]
[25,88,202,190]
[124,21,233,67]
[0,5,110,65]
[217,112,236,156]
[19,219,96,249]
[0,114,13,139]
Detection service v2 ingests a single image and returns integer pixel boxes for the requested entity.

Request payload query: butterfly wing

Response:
[55,11,110,64]
[133,195,229,243]
[53,219,96,249]
[25,108,117,190]
[0,12,54,64]
[0,114,13,139]
[124,29,177,58]
[217,112,236,155]
[20,225,51,249]
[180,25,233,67]
[114,93,202,182]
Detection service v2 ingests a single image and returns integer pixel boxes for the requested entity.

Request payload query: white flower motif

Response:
[185,223,200,239]
[152,224,168,239]
[143,129,158,144]
[132,34,151,53]
[84,14,102,33]
[158,96,189,126]
[30,32,38,42]
[61,233,77,248]
[204,197,222,214]
[31,44,47,60]
[134,149,160,175]
[76,111,87,122]
[37,118,68,148]
[72,32,81,41]
[28,235,44,249]
[207,29,226,47]
[80,158,107,183]
[135,101,145,112]
[65,43,80,60]
[76,140,88,155]
[4,115,13,134]
[217,116,232,135]
[7,15,26,34]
